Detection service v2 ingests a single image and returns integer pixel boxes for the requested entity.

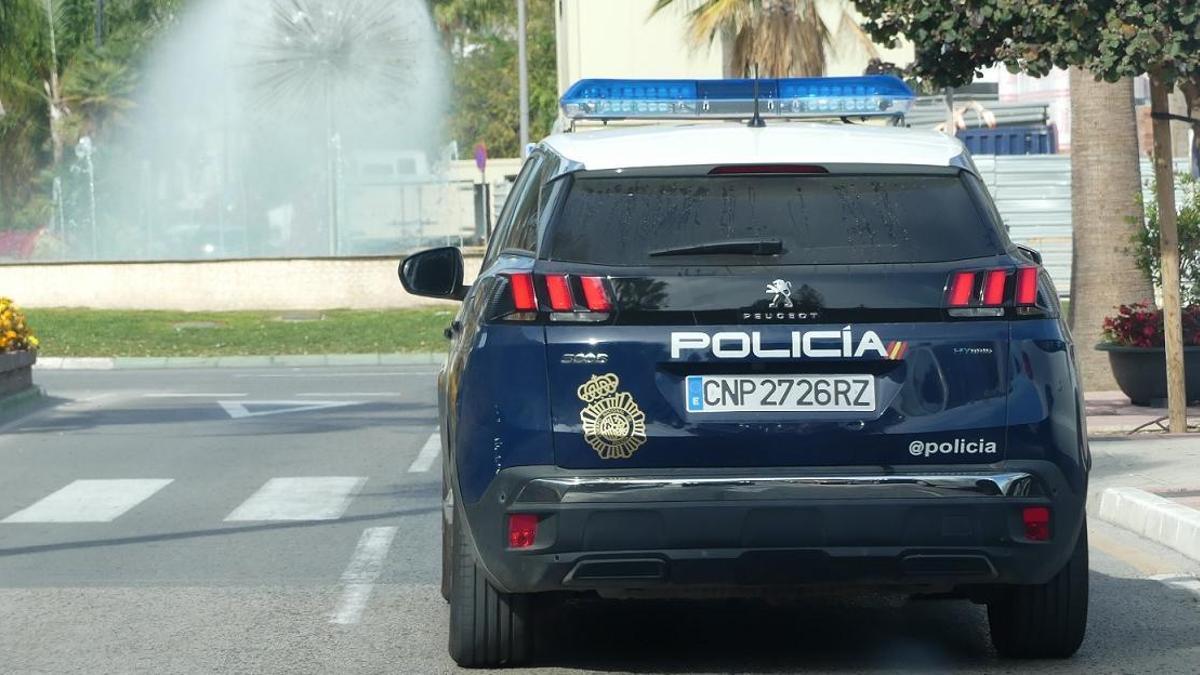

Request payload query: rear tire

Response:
[987,523,1088,659]
[447,511,533,668]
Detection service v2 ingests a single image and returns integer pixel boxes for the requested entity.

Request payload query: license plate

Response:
[685,374,875,413]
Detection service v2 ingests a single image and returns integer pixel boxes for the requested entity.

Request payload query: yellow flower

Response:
[0,299,35,352]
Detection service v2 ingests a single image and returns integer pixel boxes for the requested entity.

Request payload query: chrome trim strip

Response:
[515,472,1038,504]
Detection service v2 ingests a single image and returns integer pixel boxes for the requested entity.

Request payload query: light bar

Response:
[560,75,914,121]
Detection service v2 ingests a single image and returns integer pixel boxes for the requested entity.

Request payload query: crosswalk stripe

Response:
[2,479,173,523]
[224,477,366,521]
[407,432,441,473]
[330,526,399,624]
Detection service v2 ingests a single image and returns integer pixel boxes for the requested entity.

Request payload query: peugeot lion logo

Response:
[766,279,793,308]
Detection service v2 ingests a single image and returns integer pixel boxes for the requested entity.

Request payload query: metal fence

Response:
[975,155,1190,298]
[15,151,1188,282]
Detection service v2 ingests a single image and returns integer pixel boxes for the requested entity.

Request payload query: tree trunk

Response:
[47,71,63,165]
[720,26,739,77]
[1068,69,1154,392]
[1149,77,1188,432]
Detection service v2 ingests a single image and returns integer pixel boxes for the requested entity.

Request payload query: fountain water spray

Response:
[65,0,445,261]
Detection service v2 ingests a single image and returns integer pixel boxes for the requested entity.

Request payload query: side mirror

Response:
[399,247,466,301]
[1016,244,1043,265]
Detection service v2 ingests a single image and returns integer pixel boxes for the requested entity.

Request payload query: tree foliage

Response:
[1135,174,1200,305]
[854,1,1200,89]
[430,0,557,159]
[0,0,182,231]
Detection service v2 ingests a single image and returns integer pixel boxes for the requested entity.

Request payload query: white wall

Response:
[817,0,913,76]
[1,256,483,311]
[556,0,725,94]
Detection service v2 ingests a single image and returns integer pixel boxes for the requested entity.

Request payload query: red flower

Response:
[1102,301,1200,347]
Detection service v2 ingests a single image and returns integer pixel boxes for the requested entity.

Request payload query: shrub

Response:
[1132,173,1200,305]
[1102,301,1200,347]
[0,298,38,352]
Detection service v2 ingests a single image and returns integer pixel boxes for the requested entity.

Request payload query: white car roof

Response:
[541,122,969,173]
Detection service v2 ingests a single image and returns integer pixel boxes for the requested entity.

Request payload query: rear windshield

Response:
[547,173,1007,265]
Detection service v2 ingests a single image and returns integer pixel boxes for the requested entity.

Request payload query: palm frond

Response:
[730,0,828,77]
[652,0,837,76]
[650,0,754,47]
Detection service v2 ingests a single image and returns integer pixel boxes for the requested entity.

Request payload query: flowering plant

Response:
[0,298,38,352]
[1102,301,1200,348]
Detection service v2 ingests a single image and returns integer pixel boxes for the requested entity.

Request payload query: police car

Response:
[400,75,1088,668]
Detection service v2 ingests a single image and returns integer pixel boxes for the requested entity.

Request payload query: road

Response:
[2,366,1199,674]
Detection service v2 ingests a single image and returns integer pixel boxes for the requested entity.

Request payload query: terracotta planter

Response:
[0,350,36,398]
[1094,343,1200,406]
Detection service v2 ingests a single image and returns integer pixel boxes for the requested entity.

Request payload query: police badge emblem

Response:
[577,373,647,459]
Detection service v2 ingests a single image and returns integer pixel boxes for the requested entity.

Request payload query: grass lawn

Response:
[25,307,455,357]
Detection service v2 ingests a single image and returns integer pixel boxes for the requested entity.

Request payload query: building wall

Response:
[816,0,913,76]
[1,255,483,311]
[555,0,725,94]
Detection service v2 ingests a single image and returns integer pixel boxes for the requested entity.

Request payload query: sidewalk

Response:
[1085,390,1200,435]
[1090,434,1200,564]
[1081,393,1200,563]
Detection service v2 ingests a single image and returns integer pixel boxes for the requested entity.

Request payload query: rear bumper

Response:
[461,461,1086,595]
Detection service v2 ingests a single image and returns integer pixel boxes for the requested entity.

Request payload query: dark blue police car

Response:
[400,76,1089,668]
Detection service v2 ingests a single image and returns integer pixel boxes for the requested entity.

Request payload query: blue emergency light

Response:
[560,75,914,121]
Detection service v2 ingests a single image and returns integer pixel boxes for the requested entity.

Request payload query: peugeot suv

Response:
[400,77,1089,668]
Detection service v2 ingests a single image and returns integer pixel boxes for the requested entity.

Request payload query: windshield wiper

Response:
[648,238,784,257]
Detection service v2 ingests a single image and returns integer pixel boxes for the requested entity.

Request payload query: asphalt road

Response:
[2,366,1200,674]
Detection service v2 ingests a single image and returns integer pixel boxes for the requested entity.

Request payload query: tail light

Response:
[544,274,573,311]
[1015,267,1038,306]
[497,273,614,322]
[507,272,537,312]
[945,266,1043,317]
[1022,506,1051,541]
[580,276,612,312]
[508,513,539,549]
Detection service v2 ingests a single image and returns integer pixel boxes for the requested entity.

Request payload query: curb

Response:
[0,386,45,414]
[1095,487,1200,563]
[32,353,444,370]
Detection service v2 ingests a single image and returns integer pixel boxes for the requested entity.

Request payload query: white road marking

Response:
[218,400,362,419]
[330,526,399,625]
[144,393,247,398]
[225,477,366,521]
[2,479,173,523]
[407,431,441,473]
[1150,574,1200,598]
[234,372,434,379]
[296,392,400,398]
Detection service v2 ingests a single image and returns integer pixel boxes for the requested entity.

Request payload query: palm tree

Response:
[1069,70,1154,390]
[0,0,53,231]
[61,52,136,139]
[651,0,876,77]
